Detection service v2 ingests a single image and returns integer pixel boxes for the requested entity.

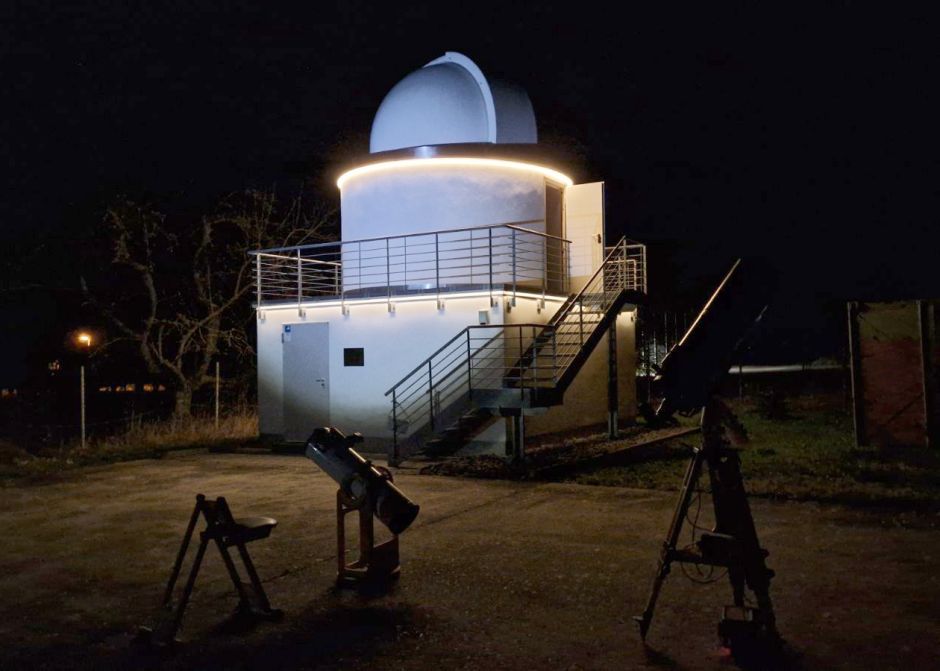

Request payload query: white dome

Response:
[369,52,537,154]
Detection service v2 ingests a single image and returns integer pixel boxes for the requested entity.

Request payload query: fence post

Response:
[80,364,86,449]
[214,361,220,429]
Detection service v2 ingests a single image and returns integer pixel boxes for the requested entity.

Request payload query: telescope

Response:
[649,258,775,421]
[635,258,783,660]
[305,426,420,535]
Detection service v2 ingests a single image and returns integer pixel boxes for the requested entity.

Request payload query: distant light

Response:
[337,157,574,189]
[76,332,92,347]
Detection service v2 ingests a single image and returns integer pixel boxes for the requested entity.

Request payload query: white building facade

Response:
[252,52,646,464]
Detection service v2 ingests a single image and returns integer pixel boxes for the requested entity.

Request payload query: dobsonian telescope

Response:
[635,258,783,663]
[306,427,420,583]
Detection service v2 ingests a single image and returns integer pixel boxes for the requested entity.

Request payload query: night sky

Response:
[2,3,937,385]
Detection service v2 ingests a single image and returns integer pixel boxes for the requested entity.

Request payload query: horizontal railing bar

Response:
[251,220,572,255]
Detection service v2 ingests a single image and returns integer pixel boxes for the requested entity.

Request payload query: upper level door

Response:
[545,183,565,294]
[564,182,605,292]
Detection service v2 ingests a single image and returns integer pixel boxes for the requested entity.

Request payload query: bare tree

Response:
[83,189,333,417]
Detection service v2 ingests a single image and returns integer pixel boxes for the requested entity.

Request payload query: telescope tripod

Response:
[635,399,779,658]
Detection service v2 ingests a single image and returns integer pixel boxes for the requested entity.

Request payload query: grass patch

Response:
[570,395,940,509]
[0,413,259,483]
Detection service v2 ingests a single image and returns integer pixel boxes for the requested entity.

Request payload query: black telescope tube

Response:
[306,427,420,535]
[655,258,775,419]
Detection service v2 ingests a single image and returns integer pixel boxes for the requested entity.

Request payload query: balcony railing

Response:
[249,222,572,311]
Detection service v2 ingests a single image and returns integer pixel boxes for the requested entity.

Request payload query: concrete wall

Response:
[258,293,565,446]
[258,294,638,449]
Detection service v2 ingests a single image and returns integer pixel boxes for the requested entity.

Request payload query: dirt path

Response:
[1,452,938,669]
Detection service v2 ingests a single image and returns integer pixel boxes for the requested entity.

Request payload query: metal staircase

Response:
[384,238,645,465]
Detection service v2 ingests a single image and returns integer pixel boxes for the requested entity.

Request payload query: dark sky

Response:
[2,3,937,383]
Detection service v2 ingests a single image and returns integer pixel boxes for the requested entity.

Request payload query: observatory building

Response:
[251,52,647,464]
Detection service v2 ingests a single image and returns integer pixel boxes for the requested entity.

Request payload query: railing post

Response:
[511,228,517,307]
[391,389,399,466]
[466,330,473,396]
[428,360,434,430]
[255,254,262,309]
[518,327,524,401]
[334,246,341,296]
[541,234,547,299]
[552,328,557,384]
[579,299,584,345]
[435,233,441,308]
[532,325,538,387]
[296,249,303,315]
[488,228,494,307]
[386,237,392,309]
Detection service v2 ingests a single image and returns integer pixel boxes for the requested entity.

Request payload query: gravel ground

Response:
[1,451,938,670]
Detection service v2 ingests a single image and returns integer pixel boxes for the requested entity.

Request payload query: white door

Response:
[282,322,330,442]
[564,182,605,290]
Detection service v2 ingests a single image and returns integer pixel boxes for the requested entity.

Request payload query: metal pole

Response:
[511,229,517,306]
[542,235,547,299]
[552,328,557,384]
[917,300,934,449]
[847,302,865,447]
[428,360,434,429]
[214,361,220,430]
[80,364,86,449]
[466,331,473,395]
[296,249,302,314]
[608,323,619,439]
[579,299,584,345]
[435,233,441,308]
[255,254,262,308]
[488,228,494,306]
[391,389,399,466]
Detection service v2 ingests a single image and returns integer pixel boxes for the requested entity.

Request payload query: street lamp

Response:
[75,332,93,448]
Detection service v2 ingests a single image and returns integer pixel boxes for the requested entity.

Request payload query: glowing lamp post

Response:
[76,332,92,448]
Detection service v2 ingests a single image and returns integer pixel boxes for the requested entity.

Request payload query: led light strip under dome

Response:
[337,157,573,189]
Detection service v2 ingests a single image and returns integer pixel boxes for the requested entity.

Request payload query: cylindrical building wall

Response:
[337,158,570,294]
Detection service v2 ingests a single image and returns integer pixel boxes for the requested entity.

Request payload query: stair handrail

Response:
[556,236,629,318]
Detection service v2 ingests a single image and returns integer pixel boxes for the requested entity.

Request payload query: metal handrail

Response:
[249,220,572,256]
[383,323,551,397]
[251,221,574,311]
[385,237,644,464]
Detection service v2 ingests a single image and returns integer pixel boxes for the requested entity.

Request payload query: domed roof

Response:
[369,52,537,154]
